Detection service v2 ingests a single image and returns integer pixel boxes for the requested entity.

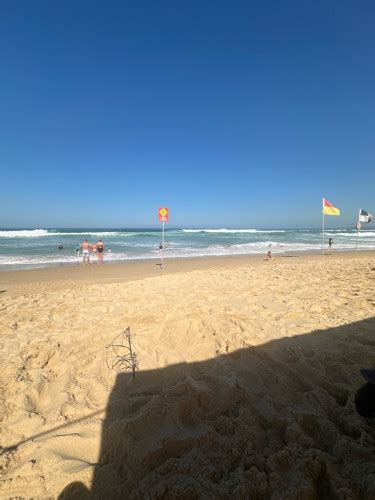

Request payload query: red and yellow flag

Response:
[322,198,340,216]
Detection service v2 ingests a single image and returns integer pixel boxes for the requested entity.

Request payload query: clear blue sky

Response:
[1,1,374,228]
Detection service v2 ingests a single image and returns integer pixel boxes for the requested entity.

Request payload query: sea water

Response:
[0,227,374,271]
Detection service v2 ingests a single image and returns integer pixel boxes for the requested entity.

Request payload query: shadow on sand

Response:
[49,317,375,497]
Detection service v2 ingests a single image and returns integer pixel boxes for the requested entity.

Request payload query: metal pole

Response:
[356,208,361,251]
[161,220,165,270]
[322,198,325,255]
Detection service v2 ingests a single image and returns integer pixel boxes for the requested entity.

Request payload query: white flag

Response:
[359,209,373,223]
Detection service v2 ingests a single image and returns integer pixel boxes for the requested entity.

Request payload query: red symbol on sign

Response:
[158,207,169,222]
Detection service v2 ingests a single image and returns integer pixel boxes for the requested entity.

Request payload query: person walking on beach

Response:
[328,237,333,252]
[95,239,105,263]
[80,239,91,265]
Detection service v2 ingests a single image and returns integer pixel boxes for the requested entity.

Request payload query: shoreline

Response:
[1,250,374,293]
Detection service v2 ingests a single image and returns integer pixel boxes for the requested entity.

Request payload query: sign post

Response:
[356,215,361,252]
[322,198,325,255]
[158,207,169,270]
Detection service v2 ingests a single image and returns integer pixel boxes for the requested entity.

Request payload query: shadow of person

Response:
[59,481,90,499]
[58,317,375,498]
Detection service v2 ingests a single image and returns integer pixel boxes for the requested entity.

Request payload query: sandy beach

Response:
[1,252,375,498]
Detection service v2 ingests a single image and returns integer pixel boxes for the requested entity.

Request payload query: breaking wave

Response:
[0,229,49,238]
[182,229,286,234]
[0,229,123,238]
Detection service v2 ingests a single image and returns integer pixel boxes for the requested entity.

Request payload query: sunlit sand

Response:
[1,252,375,497]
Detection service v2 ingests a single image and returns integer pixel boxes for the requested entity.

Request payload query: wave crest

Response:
[0,229,49,238]
[182,229,285,234]
[0,229,124,238]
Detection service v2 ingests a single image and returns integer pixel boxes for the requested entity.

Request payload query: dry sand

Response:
[1,253,375,498]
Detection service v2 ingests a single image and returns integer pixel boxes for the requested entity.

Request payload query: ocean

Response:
[0,227,374,271]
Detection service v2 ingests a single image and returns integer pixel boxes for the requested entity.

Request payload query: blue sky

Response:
[1,1,374,228]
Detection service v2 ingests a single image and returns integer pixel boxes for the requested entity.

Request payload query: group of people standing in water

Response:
[58,239,112,264]
[78,239,108,265]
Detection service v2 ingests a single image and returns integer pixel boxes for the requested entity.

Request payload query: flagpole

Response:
[322,198,325,255]
[356,208,361,251]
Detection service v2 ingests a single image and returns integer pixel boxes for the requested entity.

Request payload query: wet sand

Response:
[1,250,374,294]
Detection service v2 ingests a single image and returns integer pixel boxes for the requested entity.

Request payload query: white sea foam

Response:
[48,231,121,237]
[0,229,124,238]
[326,231,375,237]
[231,241,316,249]
[0,229,50,238]
[182,229,286,234]
[0,255,81,265]
[357,232,375,237]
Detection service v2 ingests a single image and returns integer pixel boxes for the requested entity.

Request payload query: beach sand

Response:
[1,252,375,498]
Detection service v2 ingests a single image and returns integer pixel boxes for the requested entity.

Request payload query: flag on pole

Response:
[322,199,340,216]
[359,209,373,223]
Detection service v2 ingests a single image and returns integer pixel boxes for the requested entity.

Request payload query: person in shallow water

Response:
[355,368,375,418]
[80,239,91,265]
[58,244,64,250]
[95,239,105,263]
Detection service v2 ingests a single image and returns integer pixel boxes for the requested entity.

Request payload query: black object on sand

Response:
[360,368,375,385]
[355,368,375,418]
